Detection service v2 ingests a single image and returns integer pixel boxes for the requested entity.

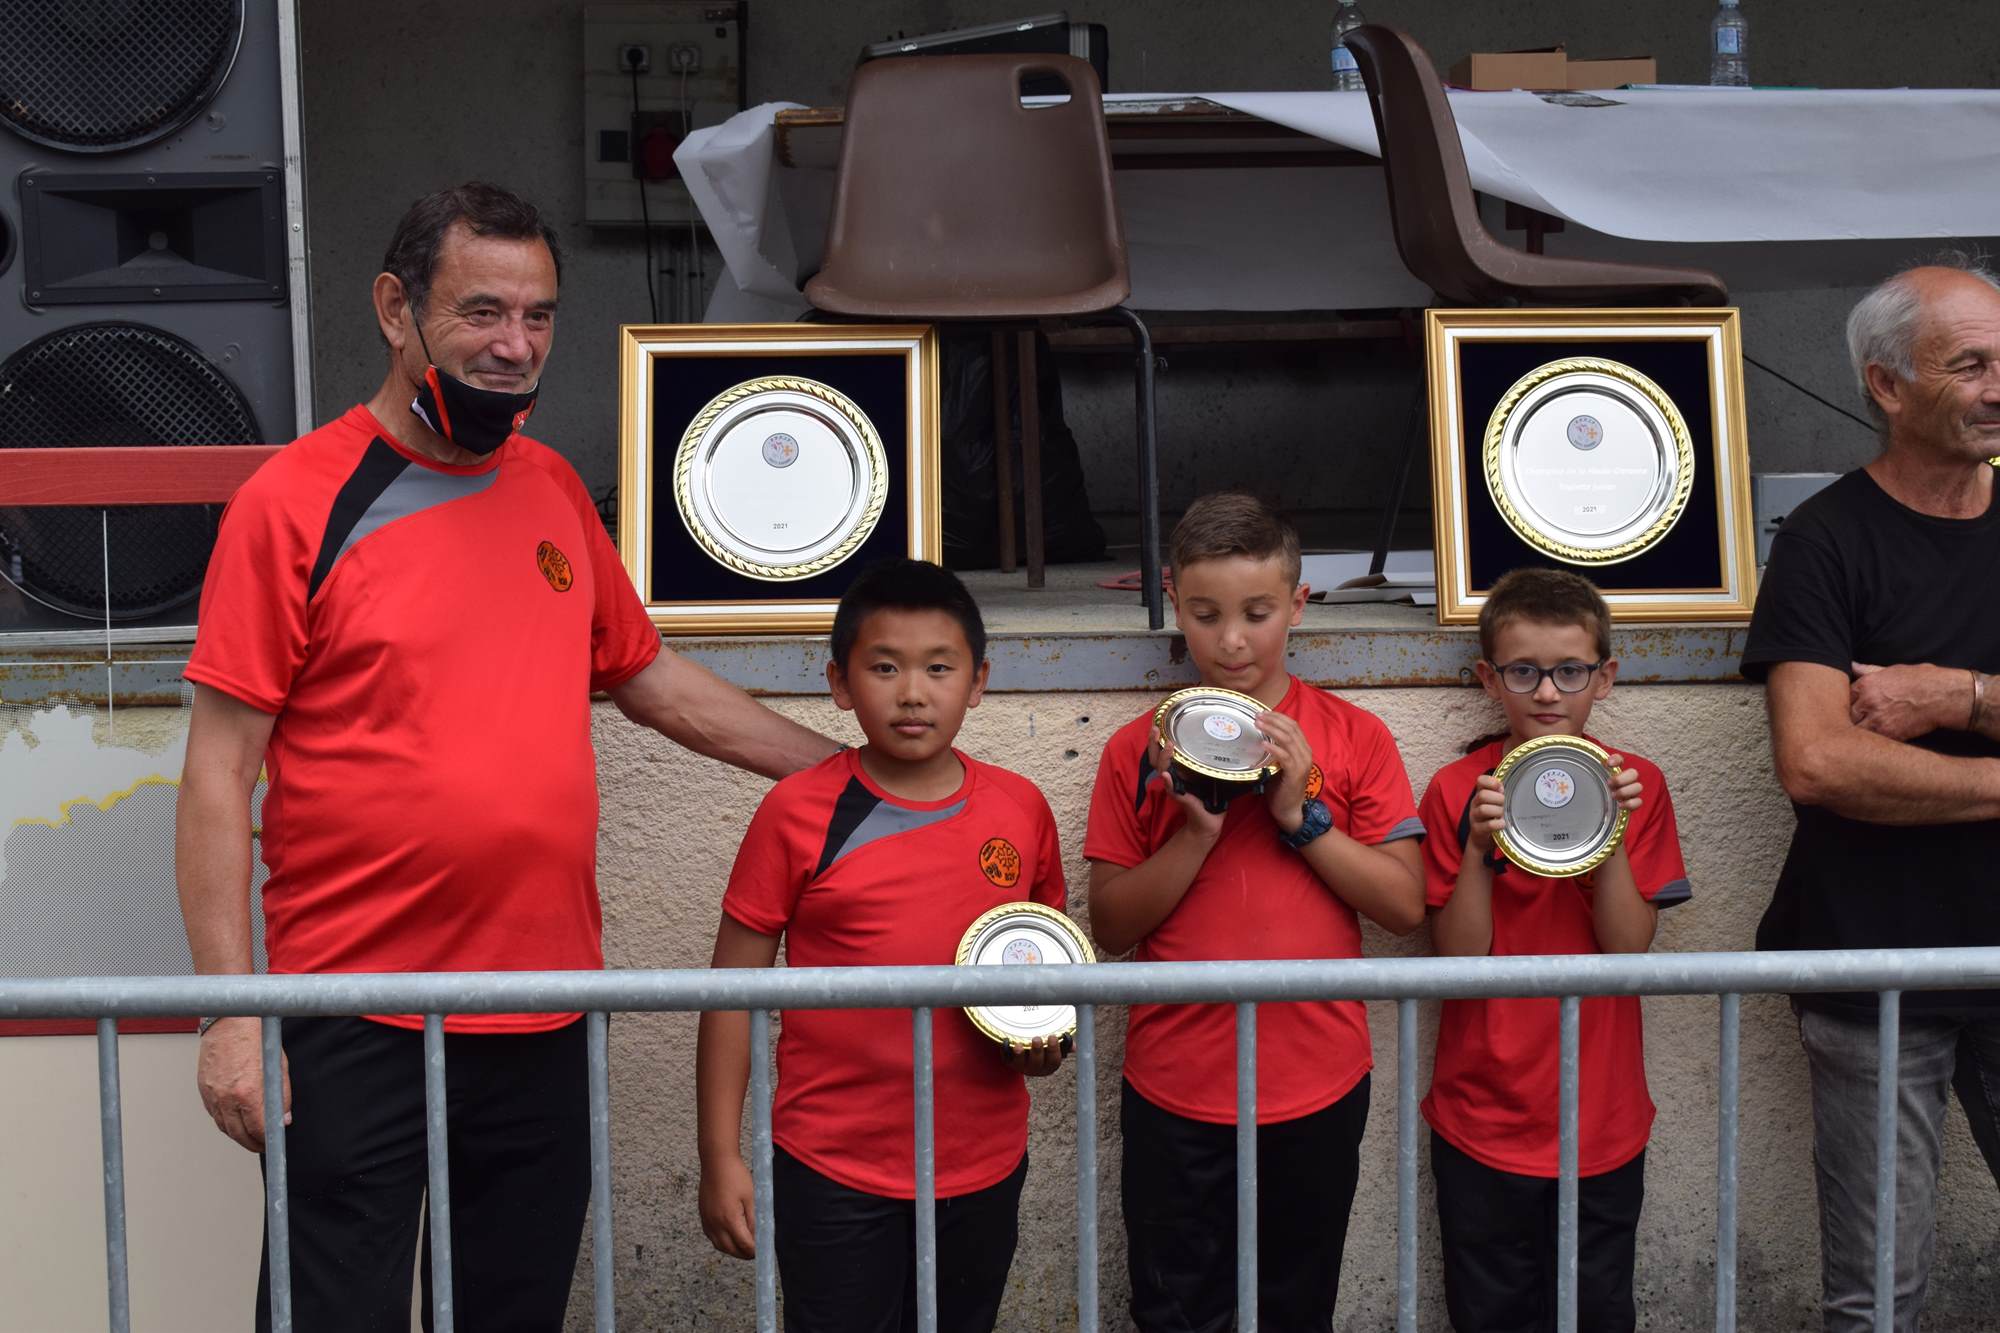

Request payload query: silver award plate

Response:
[673,376,889,581]
[1483,357,1696,566]
[1492,734,1628,878]
[955,903,1095,1047]
[1153,686,1279,815]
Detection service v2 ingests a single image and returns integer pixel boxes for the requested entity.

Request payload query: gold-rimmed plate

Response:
[673,376,888,581]
[1492,734,1628,878]
[1483,357,1695,566]
[955,902,1095,1047]
[1153,686,1279,815]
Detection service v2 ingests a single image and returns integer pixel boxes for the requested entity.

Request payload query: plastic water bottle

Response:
[1331,0,1366,91]
[1710,0,1749,86]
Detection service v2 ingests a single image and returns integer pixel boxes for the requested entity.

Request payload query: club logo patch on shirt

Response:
[1304,763,1325,802]
[535,540,574,592]
[978,837,1022,888]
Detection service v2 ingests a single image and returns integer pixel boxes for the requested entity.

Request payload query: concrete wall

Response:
[296,1,2000,539]
[585,682,2000,1331]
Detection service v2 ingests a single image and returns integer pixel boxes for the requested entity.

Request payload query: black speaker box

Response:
[0,0,300,628]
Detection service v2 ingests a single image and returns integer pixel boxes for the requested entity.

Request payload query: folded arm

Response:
[1769,660,2000,824]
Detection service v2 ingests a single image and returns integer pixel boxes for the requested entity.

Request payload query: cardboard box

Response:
[1448,47,1568,91]
[1567,55,1658,89]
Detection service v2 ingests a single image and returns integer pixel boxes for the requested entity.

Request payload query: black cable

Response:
[1744,353,1875,434]
[630,63,658,323]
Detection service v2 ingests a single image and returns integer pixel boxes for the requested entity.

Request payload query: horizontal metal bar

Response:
[6,949,2000,1020]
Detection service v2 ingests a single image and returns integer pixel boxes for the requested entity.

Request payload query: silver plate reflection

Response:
[1499,744,1618,873]
[1494,371,1682,554]
[680,387,883,575]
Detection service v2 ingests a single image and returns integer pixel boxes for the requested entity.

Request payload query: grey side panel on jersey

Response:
[334,463,499,567]
[825,799,968,870]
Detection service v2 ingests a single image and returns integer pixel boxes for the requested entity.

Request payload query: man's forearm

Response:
[1793,725,2000,824]
[614,649,838,780]
[174,772,257,974]
[696,1009,751,1162]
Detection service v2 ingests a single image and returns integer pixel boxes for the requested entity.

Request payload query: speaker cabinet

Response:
[0,0,305,633]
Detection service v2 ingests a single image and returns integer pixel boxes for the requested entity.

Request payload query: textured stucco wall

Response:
[580,681,2000,1331]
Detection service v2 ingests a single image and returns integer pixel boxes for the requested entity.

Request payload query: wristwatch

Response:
[1281,798,1333,850]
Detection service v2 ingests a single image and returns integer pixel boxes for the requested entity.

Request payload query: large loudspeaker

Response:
[0,0,305,631]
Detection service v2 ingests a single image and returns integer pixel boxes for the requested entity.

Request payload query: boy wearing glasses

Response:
[1416,569,1689,1333]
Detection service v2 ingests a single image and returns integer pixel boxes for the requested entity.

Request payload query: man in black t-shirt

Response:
[1742,257,2000,1333]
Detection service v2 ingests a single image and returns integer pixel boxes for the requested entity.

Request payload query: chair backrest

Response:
[806,54,1130,319]
[1344,24,1495,305]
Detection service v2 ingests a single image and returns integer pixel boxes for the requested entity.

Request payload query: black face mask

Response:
[409,326,539,457]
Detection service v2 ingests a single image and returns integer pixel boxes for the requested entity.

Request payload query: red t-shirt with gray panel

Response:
[185,405,661,1032]
[722,748,1067,1199]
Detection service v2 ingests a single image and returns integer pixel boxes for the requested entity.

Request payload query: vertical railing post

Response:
[1396,998,1418,1333]
[1556,995,1580,1333]
[1236,1001,1258,1332]
[914,1007,938,1333]
[423,1014,455,1333]
[750,1007,778,1333]
[587,1011,616,1333]
[262,1015,293,1333]
[96,1017,131,1333]
[1874,990,1901,1333]
[1075,1005,1099,1333]
[1716,993,1741,1332]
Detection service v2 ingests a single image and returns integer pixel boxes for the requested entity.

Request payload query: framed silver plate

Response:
[674,376,889,582]
[955,902,1095,1047]
[1484,357,1695,566]
[1491,734,1628,878]
[1152,686,1279,815]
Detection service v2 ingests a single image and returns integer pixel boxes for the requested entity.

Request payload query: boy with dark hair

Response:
[1084,491,1427,1331]
[697,559,1066,1332]
[1418,567,1690,1333]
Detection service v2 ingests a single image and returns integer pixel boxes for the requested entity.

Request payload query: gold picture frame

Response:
[1426,308,1756,625]
[617,323,942,635]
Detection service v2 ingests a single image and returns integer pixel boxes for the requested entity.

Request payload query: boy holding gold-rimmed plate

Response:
[1418,567,1690,1333]
[1084,491,1427,1331]
[695,559,1067,1333]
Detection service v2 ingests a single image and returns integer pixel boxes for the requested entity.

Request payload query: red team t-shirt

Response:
[1084,676,1423,1124]
[722,749,1066,1199]
[1418,739,1690,1177]
[185,407,661,1031]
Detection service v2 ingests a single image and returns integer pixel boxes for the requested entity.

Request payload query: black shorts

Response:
[772,1145,1027,1333]
[1430,1131,1645,1333]
[1119,1076,1370,1333]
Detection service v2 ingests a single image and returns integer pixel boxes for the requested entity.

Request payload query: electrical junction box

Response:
[583,2,745,228]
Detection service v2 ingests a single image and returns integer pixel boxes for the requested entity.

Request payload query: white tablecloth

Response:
[677,89,2000,318]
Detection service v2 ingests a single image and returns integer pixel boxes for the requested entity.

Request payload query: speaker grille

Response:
[0,324,261,621]
[0,0,244,153]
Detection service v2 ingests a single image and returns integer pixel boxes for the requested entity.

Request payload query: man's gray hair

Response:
[1846,249,2000,422]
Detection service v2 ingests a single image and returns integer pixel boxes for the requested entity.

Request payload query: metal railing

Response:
[8,947,2000,1333]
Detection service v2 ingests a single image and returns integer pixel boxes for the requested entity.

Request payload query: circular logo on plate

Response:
[1203,714,1243,742]
[761,432,800,468]
[1534,766,1577,809]
[978,837,1022,888]
[1001,938,1044,965]
[1566,414,1604,451]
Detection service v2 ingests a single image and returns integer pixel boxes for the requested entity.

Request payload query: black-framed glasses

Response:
[1490,660,1603,694]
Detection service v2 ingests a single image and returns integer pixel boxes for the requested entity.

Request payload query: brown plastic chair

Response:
[804,53,1164,627]
[1343,24,1727,571]
[1344,24,1729,306]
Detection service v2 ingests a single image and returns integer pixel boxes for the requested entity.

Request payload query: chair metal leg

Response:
[1017,329,1045,590]
[991,330,1017,574]
[1108,307,1163,630]
[1370,373,1428,577]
